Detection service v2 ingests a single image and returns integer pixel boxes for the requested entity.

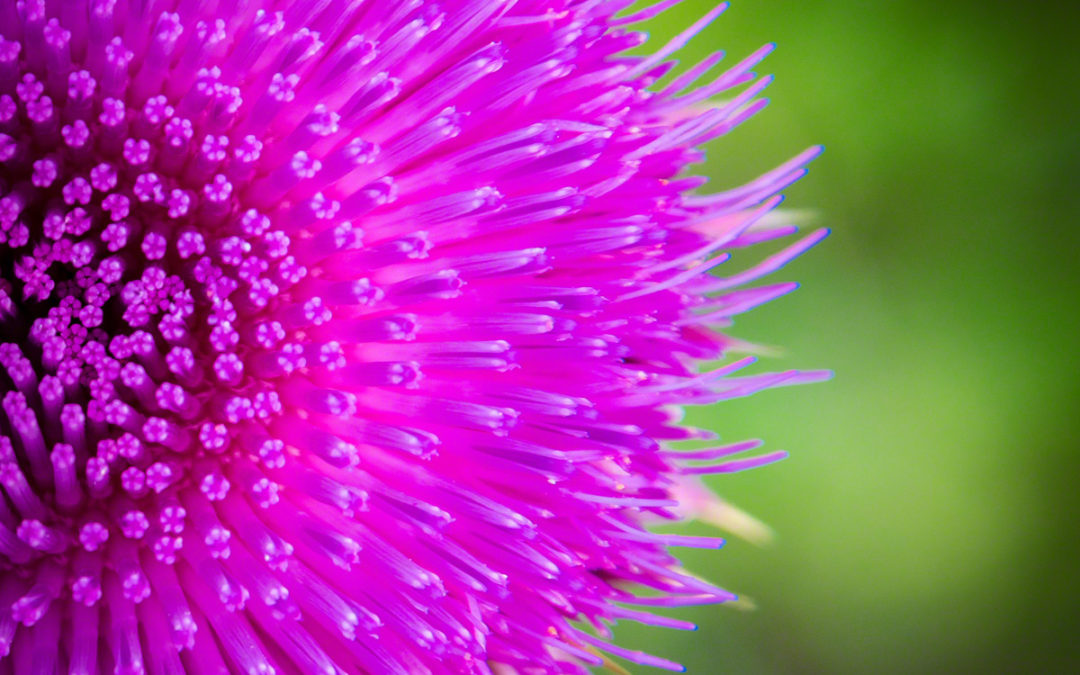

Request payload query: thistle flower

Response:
[0,0,826,673]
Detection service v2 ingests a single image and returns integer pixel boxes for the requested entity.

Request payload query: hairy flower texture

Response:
[0,0,826,673]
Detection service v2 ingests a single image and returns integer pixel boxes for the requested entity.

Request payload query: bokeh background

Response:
[618,1,1080,673]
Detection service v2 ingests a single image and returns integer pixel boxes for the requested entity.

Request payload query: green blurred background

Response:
[618,1,1080,673]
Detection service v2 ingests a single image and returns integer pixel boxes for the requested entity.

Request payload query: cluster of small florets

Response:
[0,1,824,673]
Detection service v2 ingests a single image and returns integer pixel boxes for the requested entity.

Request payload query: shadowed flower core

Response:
[0,1,825,673]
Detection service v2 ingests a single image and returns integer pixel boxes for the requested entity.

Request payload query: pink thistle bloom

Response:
[0,1,826,673]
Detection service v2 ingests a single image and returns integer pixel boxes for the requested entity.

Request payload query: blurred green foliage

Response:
[616,1,1080,672]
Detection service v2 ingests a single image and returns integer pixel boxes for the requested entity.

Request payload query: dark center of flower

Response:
[0,6,329,628]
